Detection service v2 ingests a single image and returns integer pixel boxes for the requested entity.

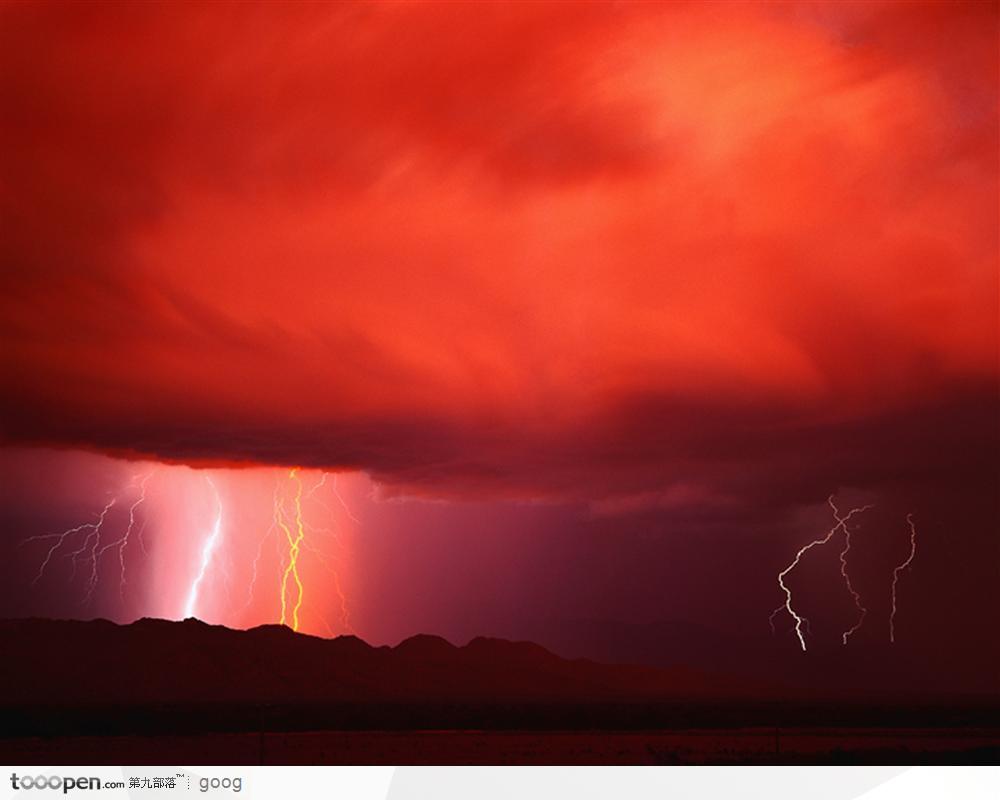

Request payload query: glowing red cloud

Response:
[0,2,996,505]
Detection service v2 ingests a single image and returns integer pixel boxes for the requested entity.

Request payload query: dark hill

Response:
[1,617,994,738]
[0,617,724,705]
[0,616,739,736]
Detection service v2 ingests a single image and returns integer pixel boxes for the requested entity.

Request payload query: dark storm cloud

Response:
[0,1,996,517]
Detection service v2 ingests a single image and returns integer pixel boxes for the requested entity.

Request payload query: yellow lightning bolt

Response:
[277,468,307,631]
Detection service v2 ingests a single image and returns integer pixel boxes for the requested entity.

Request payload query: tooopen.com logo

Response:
[10,774,122,794]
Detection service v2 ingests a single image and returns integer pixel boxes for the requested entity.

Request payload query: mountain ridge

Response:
[0,616,725,707]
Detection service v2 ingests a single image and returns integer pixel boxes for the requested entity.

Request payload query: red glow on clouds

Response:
[0,3,996,676]
[0,2,995,504]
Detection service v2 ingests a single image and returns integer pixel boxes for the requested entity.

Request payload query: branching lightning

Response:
[22,462,359,637]
[332,474,361,524]
[70,498,119,594]
[837,499,868,645]
[300,536,354,634]
[889,513,918,644]
[771,496,872,651]
[21,471,154,606]
[267,470,356,634]
[243,483,280,613]
[22,496,117,587]
[305,472,328,500]
[306,472,355,632]
[276,468,307,631]
[103,472,153,602]
[770,496,923,649]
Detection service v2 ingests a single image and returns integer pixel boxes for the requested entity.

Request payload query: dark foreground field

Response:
[4,728,1000,765]
[2,618,997,764]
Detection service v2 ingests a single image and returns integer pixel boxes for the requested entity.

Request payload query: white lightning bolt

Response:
[244,526,276,613]
[21,470,156,607]
[838,498,868,645]
[889,512,917,644]
[183,476,223,620]
[305,472,360,525]
[305,472,354,633]
[305,472,328,500]
[135,517,149,556]
[21,496,117,586]
[243,480,282,614]
[771,496,873,651]
[95,472,153,603]
[768,609,812,637]
[68,497,119,592]
[331,474,360,524]
[299,537,354,634]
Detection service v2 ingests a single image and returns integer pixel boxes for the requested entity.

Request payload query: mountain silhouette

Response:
[1,617,993,741]
[10,617,719,701]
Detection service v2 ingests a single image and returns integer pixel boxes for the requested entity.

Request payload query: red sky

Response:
[0,2,997,684]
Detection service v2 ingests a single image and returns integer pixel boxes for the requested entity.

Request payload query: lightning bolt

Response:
[21,495,117,587]
[300,537,354,634]
[98,471,153,602]
[330,568,352,635]
[183,475,223,619]
[71,498,119,597]
[244,483,280,614]
[306,472,360,530]
[304,472,355,632]
[277,468,307,631]
[135,517,150,556]
[22,462,357,636]
[838,498,868,645]
[20,470,154,611]
[771,496,872,651]
[331,474,361,524]
[271,469,355,634]
[305,472,328,500]
[306,601,337,639]
[889,513,917,643]
[768,609,812,638]
[22,470,154,607]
